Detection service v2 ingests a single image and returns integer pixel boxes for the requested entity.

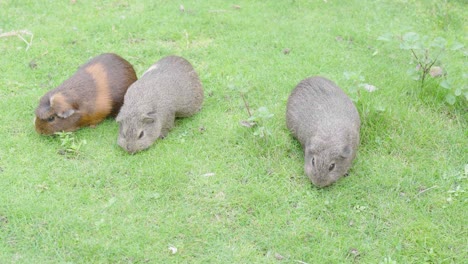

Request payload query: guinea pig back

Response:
[34,53,137,135]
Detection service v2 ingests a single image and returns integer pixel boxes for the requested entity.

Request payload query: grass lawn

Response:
[0,0,467,263]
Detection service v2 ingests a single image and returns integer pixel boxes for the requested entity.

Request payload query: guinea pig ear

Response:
[50,94,76,119]
[142,111,157,124]
[340,145,352,158]
[57,109,75,118]
[35,104,51,120]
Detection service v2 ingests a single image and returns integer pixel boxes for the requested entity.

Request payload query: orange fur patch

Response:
[50,93,67,109]
[83,63,112,124]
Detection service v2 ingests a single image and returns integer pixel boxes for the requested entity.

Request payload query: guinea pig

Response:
[34,53,137,135]
[116,55,204,154]
[286,76,361,187]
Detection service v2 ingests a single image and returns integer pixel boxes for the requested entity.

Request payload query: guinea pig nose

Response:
[125,145,135,155]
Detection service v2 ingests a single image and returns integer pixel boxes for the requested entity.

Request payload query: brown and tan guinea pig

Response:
[34,53,137,135]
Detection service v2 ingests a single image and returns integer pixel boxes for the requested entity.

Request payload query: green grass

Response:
[1,0,467,263]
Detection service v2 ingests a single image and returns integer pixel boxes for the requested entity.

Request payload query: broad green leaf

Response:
[440,80,451,89]
[377,33,393,42]
[415,42,426,50]
[400,41,425,50]
[400,32,422,50]
[256,107,273,119]
[430,37,447,49]
[445,94,456,105]
[402,32,419,42]
[400,42,421,50]
[450,42,464,51]
[407,68,420,80]
[399,42,410,50]
[454,88,462,96]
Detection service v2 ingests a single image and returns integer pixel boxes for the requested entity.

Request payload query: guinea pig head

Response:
[34,93,80,135]
[304,135,354,188]
[116,110,161,154]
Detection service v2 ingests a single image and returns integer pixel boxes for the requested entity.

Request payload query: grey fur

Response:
[286,76,360,187]
[116,56,204,154]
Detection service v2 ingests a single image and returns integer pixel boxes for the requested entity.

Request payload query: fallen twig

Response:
[240,92,252,117]
[416,185,438,196]
[0,29,34,51]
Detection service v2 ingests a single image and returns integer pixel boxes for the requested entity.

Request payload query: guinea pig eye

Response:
[311,157,315,166]
[47,116,55,122]
[328,163,335,171]
[138,131,144,139]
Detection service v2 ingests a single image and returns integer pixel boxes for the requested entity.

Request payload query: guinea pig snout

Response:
[118,140,137,154]
[34,119,53,135]
[126,147,137,155]
[309,176,333,188]
[307,171,335,188]
[119,142,130,153]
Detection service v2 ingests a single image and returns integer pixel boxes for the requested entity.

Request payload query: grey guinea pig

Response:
[35,53,137,135]
[116,55,204,154]
[286,76,360,187]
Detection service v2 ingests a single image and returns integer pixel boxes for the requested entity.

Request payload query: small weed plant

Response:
[378,32,466,105]
[228,82,274,139]
[445,164,467,204]
[439,74,468,105]
[243,106,274,138]
[55,132,86,157]
[344,71,384,115]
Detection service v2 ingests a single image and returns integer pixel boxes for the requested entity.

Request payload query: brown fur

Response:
[49,93,72,116]
[34,53,137,135]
